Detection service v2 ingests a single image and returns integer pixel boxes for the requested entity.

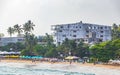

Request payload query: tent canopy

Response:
[65,56,79,60]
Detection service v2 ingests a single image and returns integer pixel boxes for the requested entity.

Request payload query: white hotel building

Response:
[51,21,112,45]
[0,36,47,46]
[0,37,24,46]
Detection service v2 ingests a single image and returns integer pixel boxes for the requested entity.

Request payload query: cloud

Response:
[0,0,120,36]
[111,0,120,13]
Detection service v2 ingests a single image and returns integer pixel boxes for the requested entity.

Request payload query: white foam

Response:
[0,62,120,75]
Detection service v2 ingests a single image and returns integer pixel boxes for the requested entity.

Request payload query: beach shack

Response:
[0,51,20,59]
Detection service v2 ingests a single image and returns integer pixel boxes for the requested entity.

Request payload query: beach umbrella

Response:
[65,56,79,60]
[20,56,25,58]
[65,56,74,60]
[10,55,20,58]
[26,56,32,59]
[72,56,79,59]
[50,58,58,62]
[37,56,43,59]
[31,56,43,59]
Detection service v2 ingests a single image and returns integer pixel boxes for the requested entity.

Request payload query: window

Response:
[68,25,70,28]
[73,35,76,37]
[79,26,81,28]
[94,27,96,29]
[100,35,103,37]
[100,27,103,29]
[86,31,89,33]
[61,26,63,28]
[100,31,104,33]
[62,35,66,37]
[18,39,24,41]
[73,30,76,32]
[99,39,103,42]
[105,26,107,29]
[59,30,62,32]
[86,35,89,37]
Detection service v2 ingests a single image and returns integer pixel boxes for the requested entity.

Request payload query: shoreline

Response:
[0,59,120,70]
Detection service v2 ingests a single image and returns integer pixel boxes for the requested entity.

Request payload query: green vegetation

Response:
[0,42,25,52]
[1,22,120,64]
[7,27,14,37]
[89,23,120,63]
[112,23,120,40]
[13,24,23,37]
[56,38,89,58]
[90,39,120,63]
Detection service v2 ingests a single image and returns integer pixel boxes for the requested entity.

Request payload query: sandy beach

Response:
[1,59,120,70]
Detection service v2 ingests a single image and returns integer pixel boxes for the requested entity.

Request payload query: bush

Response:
[21,49,32,56]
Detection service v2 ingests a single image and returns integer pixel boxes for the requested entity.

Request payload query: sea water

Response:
[0,62,95,75]
[0,62,119,75]
[0,66,95,75]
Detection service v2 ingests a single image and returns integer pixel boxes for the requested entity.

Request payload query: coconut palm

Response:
[7,27,14,37]
[45,33,53,46]
[112,23,118,30]
[14,24,23,37]
[24,33,38,55]
[23,20,35,34]
[112,23,120,40]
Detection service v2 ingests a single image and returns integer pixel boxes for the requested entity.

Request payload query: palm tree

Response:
[23,20,35,34]
[112,23,118,30]
[21,20,36,55]
[45,33,53,46]
[7,27,14,37]
[24,33,38,55]
[112,23,120,40]
[14,24,23,37]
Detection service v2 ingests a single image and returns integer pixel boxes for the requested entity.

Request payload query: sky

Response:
[0,0,120,37]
